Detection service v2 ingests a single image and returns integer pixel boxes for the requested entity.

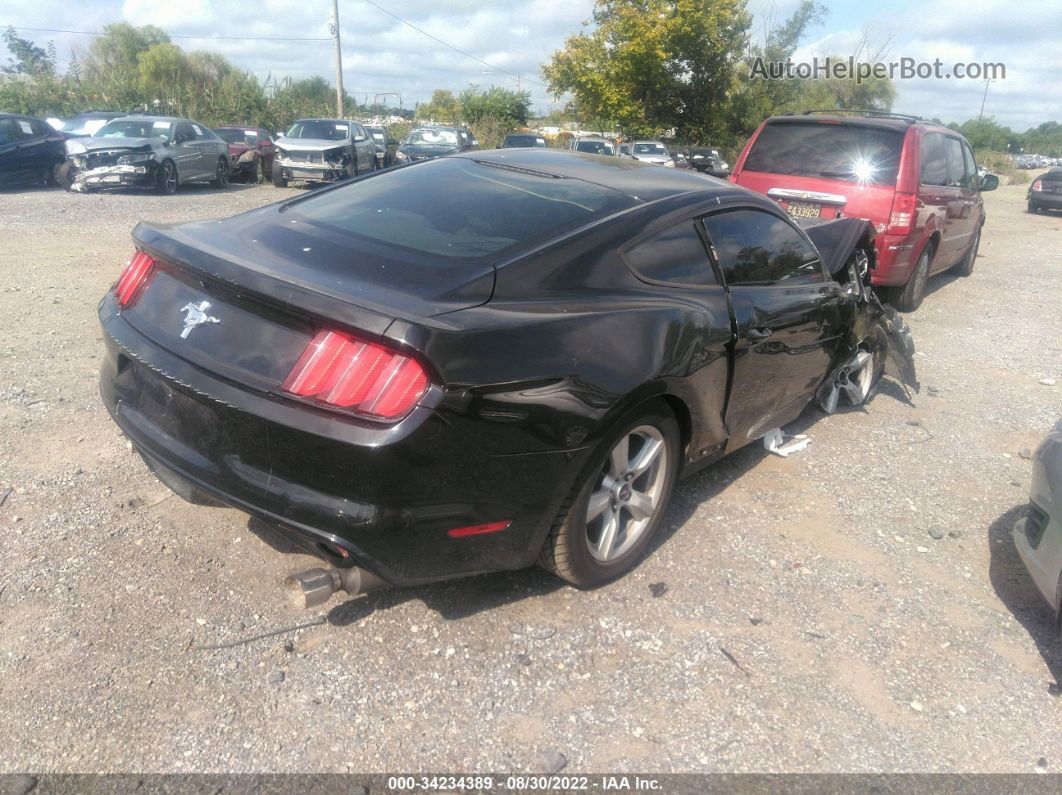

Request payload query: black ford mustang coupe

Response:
[100,149,915,600]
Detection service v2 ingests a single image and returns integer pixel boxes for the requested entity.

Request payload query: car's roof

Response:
[214,124,262,129]
[454,149,743,202]
[68,111,125,118]
[115,116,189,124]
[762,113,947,133]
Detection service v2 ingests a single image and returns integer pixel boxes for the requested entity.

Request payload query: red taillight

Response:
[447,521,511,538]
[1032,179,1043,192]
[282,329,429,421]
[114,250,156,307]
[886,191,917,235]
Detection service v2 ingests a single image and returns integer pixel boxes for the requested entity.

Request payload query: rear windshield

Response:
[214,129,257,144]
[576,140,615,155]
[288,157,637,260]
[744,122,904,184]
[504,135,546,147]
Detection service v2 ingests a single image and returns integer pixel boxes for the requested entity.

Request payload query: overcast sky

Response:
[1,0,1057,130]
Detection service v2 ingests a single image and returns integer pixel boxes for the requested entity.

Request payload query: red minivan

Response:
[730,111,997,310]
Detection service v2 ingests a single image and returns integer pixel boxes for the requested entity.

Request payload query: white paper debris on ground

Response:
[762,427,811,458]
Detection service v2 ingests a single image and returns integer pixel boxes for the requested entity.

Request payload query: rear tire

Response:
[539,400,680,587]
[883,246,931,312]
[954,227,979,277]
[244,160,259,184]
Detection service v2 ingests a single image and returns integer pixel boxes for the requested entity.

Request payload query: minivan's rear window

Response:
[288,157,638,260]
[743,121,905,185]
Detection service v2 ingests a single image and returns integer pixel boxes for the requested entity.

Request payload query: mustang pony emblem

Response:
[179,300,220,339]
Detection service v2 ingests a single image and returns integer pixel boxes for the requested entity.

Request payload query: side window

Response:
[943,137,966,188]
[961,142,978,191]
[703,209,823,287]
[623,222,716,286]
[191,124,206,138]
[16,118,34,137]
[29,118,51,137]
[0,118,21,144]
[920,132,947,186]
[176,123,196,142]
[352,123,363,140]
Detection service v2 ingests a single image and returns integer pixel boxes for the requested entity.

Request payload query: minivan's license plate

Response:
[786,202,821,218]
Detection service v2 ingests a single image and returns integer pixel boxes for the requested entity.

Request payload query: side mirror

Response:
[980,173,999,191]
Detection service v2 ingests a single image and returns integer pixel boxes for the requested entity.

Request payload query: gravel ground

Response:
[0,177,1060,775]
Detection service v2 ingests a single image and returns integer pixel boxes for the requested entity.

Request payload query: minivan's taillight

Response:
[886,191,917,235]
[281,329,429,421]
[1032,178,1043,192]
[114,250,156,307]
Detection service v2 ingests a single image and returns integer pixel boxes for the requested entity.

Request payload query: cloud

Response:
[1,0,1056,128]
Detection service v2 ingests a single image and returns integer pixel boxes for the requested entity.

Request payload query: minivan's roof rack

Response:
[782,109,922,123]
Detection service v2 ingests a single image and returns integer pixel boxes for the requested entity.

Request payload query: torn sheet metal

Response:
[804,218,920,413]
[763,428,811,457]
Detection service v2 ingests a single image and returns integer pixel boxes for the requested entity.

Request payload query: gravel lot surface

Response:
[1,177,1060,774]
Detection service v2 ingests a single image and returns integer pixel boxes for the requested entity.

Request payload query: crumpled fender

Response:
[806,217,920,412]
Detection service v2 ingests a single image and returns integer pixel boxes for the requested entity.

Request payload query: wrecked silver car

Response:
[1013,421,1062,632]
[271,119,377,187]
[59,116,230,194]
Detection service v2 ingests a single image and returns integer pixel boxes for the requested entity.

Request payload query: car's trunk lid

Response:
[124,206,494,390]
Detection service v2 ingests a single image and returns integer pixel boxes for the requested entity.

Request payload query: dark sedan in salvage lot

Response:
[61,116,231,193]
[98,150,916,604]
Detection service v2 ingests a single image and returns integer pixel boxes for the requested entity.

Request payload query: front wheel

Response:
[211,157,229,188]
[272,164,287,188]
[539,401,680,587]
[156,159,178,195]
[243,160,259,184]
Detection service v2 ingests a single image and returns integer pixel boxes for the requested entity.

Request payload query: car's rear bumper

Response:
[99,307,588,586]
[1012,431,1062,616]
[870,232,921,286]
[1029,191,1062,209]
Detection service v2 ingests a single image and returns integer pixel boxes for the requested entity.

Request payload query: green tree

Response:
[947,117,1012,153]
[459,85,531,128]
[81,23,170,108]
[418,89,461,123]
[543,0,752,141]
[2,26,55,76]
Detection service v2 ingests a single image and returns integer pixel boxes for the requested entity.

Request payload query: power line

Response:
[3,25,330,42]
[358,0,541,88]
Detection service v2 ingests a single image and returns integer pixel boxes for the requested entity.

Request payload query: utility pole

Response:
[330,0,344,118]
[978,78,991,123]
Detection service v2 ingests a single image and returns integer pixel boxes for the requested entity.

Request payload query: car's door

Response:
[21,117,59,181]
[190,123,218,178]
[701,207,846,446]
[172,122,202,179]
[918,132,962,268]
[257,128,274,172]
[955,139,983,259]
[934,134,977,270]
[352,123,374,173]
[0,117,27,185]
[620,219,734,461]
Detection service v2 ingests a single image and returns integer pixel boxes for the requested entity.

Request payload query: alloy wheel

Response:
[585,425,669,562]
[163,162,177,194]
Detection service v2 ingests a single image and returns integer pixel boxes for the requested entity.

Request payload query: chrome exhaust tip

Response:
[285,565,388,609]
